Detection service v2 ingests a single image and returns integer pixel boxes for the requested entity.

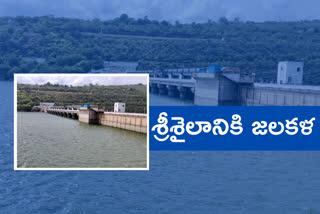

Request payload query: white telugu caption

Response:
[151,112,315,143]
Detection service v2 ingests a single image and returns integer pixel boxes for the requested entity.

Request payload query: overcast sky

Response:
[17,75,147,86]
[0,0,319,23]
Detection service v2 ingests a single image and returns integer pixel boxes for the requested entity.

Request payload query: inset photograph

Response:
[14,74,148,170]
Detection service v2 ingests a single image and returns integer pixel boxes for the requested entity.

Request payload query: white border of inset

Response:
[14,73,149,171]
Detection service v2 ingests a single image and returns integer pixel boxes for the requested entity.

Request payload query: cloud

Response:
[16,74,147,86]
[0,0,320,22]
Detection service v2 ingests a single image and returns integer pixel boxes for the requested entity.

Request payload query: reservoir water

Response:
[2,81,320,213]
[17,112,147,168]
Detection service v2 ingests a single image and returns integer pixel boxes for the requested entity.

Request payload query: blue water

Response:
[2,80,320,213]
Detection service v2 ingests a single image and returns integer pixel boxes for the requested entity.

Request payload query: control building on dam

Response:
[46,103,147,133]
[147,61,320,106]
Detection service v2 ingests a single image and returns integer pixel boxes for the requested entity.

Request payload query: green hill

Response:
[2,15,320,84]
[17,83,147,113]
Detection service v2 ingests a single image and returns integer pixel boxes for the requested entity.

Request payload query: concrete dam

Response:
[46,104,147,134]
[148,62,320,106]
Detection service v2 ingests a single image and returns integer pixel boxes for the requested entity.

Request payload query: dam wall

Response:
[241,83,320,106]
[98,112,147,133]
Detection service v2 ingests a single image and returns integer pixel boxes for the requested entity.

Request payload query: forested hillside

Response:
[17,83,147,113]
[2,15,320,84]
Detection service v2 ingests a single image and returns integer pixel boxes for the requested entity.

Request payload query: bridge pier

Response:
[72,113,78,119]
[178,86,194,100]
[46,108,80,120]
[150,83,159,94]
[158,84,168,96]
[150,76,195,100]
[167,85,179,97]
